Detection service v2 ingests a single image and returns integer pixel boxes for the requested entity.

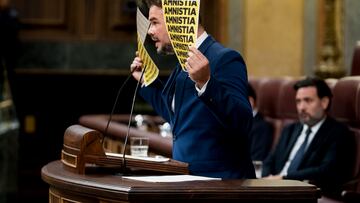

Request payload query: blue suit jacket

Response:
[140,36,255,179]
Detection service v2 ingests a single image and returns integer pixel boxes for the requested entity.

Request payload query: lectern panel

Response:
[42,161,319,203]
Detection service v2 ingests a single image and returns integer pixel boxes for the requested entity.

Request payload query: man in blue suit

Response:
[130,0,255,179]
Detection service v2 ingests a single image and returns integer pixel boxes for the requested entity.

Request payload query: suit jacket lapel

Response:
[162,64,181,119]
[173,71,187,112]
[302,117,331,160]
[283,124,303,162]
[198,35,214,53]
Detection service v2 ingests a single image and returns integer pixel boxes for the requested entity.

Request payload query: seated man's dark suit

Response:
[248,112,273,161]
[262,116,354,196]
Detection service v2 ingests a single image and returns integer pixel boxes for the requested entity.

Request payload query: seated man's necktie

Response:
[288,128,312,172]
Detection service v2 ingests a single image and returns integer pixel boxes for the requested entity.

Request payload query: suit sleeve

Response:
[199,49,253,134]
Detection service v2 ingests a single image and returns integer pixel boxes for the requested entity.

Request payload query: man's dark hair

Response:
[293,76,333,109]
[143,0,162,7]
[141,0,202,24]
[248,83,257,102]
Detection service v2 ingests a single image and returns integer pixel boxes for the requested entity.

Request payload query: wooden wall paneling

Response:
[13,0,77,40]
[77,0,104,40]
[14,0,66,26]
[12,0,225,42]
[105,0,137,41]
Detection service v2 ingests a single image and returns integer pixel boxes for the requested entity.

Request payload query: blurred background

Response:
[0,0,359,202]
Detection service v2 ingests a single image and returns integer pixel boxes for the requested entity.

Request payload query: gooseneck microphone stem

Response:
[85,69,136,154]
[102,68,137,145]
[121,66,147,173]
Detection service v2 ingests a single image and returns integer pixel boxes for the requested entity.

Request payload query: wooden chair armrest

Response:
[341,190,360,203]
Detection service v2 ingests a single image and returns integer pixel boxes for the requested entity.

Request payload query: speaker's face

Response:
[147,5,173,55]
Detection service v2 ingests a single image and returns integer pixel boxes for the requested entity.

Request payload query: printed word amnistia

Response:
[164,7,197,16]
[165,16,196,25]
[167,25,195,34]
[170,34,194,43]
[163,0,198,7]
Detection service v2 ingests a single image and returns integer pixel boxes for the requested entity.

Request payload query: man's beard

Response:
[299,112,324,126]
[299,116,318,126]
[157,43,175,55]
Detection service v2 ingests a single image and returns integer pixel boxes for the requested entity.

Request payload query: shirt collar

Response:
[304,116,326,133]
[195,31,208,48]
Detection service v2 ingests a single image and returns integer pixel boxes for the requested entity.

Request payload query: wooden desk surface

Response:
[41,160,320,203]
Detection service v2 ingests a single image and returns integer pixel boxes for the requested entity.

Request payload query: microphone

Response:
[99,59,147,173]
[102,68,136,144]
[121,66,147,173]
[84,68,137,159]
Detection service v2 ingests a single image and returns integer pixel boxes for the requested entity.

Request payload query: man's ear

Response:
[320,97,330,110]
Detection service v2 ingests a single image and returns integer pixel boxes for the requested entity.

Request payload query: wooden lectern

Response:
[61,124,188,175]
[41,123,320,203]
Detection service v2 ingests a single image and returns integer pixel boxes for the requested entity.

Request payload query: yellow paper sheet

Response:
[136,8,160,86]
[137,35,159,86]
[162,0,200,71]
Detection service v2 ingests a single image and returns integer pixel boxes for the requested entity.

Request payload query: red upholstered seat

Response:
[257,77,290,118]
[277,79,298,120]
[341,129,360,203]
[328,76,360,203]
[255,77,293,149]
[329,76,360,128]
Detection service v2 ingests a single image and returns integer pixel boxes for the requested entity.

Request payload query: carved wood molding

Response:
[13,0,68,27]
[315,0,345,78]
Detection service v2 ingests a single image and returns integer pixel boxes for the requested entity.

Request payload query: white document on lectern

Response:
[106,152,170,162]
[122,175,221,183]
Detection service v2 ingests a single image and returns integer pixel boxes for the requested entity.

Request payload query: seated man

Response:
[262,77,354,198]
[247,83,273,161]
